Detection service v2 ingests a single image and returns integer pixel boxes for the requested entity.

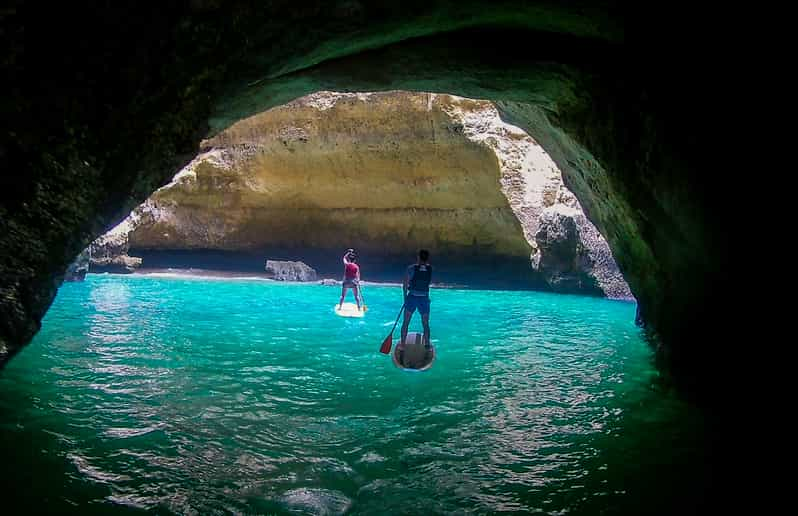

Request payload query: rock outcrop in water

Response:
[264,260,318,282]
[94,91,630,298]
[63,249,89,282]
[88,219,142,274]
[534,208,595,293]
[532,206,631,299]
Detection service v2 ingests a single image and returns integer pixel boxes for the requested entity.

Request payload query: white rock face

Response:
[439,94,632,298]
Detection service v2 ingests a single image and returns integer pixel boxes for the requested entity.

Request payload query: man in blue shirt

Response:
[401,249,432,350]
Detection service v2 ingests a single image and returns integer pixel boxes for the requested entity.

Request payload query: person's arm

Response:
[403,268,410,299]
[343,252,351,265]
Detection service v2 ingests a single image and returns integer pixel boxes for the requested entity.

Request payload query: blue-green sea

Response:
[0,274,710,514]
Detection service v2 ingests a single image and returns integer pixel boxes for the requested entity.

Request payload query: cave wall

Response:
[1,2,727,394]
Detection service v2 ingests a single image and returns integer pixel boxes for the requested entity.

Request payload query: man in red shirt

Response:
[339,248,363,311]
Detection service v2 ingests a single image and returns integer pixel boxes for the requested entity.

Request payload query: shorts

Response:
[404,295,430,315]
[342,278,359,288]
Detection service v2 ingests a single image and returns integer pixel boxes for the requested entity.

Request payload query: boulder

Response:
[64,248,90,282]
[264,260,318,282]
[90,255,143,274]
[534,208,601,295]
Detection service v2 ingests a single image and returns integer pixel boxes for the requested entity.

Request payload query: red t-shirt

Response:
[344,262,359,279]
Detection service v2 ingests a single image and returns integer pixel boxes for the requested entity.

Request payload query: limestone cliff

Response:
[96,91,630,297]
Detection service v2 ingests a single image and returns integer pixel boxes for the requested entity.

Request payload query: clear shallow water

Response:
[0,275,709,514]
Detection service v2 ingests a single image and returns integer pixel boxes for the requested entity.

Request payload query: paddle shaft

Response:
[379,302,405,354]
[388,302,405,334]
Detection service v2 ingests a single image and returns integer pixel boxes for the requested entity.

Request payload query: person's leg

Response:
[339,286,348,308]
[352,285,361,310]
[399,303,415,366]
[420,297,431,348]
[421,314,431,349]
[400,299,415,346]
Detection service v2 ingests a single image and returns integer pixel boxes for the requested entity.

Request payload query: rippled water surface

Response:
[0,275,709,514]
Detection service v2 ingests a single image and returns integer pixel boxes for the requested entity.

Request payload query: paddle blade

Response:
[379,333,393,354]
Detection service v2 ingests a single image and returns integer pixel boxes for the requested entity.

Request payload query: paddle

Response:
[358,281,368,312]
[380,303,405,354]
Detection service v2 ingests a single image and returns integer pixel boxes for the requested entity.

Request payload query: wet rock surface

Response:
[264,260,318,282]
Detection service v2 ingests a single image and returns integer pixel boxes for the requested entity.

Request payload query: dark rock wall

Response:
[1,2,729,396]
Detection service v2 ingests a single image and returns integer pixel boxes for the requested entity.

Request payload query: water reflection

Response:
[0,275,705,515]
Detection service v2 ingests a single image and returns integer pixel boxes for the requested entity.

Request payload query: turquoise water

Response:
[0,274,709,514]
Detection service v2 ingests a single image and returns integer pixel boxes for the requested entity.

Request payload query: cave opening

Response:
[0,91,713,515]
[82,90,633,300]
